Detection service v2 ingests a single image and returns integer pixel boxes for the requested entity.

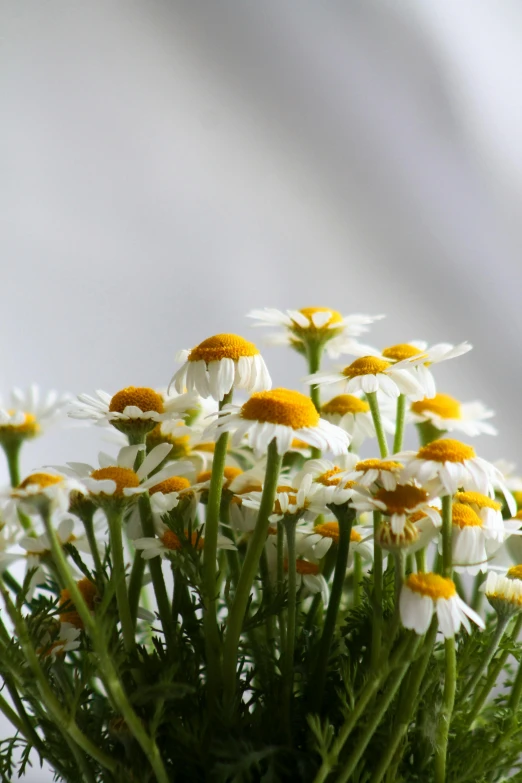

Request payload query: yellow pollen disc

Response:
[351,529,362,543]
[321,395,370,416]
[0,411,40,436]
[18,472,63,490]
[382,343,423,362]
[161,531,182,551]
[355,459,402,473]
[197,466,243,489]
[417,438,476,463]
[109,387,164,415]
[90,467,140,496]
[293,307,343,330]
[315,468,343,486]
[147,424,190,457]
[451,503,483,528]
[59,578,98,628]
[375,485,428,514]
[408,507,440,524]
[285,558,320,575]
[291,438,312,449]
[411,394,461,420]
[508,565,522,580]
[406,572,456,599]
[454,491,501,511]
[189,334,259,363]
[150,476,191,495]
[314,522,340,542]
[342,356,391,378]
[241,388,320,429]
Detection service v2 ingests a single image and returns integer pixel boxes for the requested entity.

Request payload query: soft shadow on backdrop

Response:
[1,2,522,777]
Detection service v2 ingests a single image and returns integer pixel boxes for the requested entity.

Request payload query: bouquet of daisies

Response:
[0,308,520,783]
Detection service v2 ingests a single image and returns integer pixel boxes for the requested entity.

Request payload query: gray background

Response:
[1,1,522,779]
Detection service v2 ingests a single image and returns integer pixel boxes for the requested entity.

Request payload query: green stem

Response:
[416,421,445,446]
[222,440,282,710]
[353,552,362,607]
[138,495,176,651]
[415,547,427,572]
[128,549,146,625]
[310,505,354,714]
[508,640,522,711]
[461,615,509,701]
[471,571,486,612]
[302,549,337,635]
[393,394,406,453]
[2,440,33,530]
[371,621,438,783]
[441,495,453,578]
[307,340,324,458]
[282,516,297,740]
[202,391,232,706]
[366,391,389,457]
[106,507,136,656]
[371,511,383,669]
[277,520,287,652]
[39,506,170,783]
[81,509,104,578]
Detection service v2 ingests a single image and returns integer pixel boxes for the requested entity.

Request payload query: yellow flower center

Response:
[382,343,424,362]
[146,424,191,458]
[355,459,403,473]
[417,438,476,464]
[161,530,182,551]
[194,442,217,453]
[408,507,440,524]
[411,394,461,420]
[189,334,259,363]
[241,389,320,429]
[90,467,140,496]
[342,356,391,378]
[508,565,522,580]
[454,491,501,511]
[315,468,343,486]
[0,411,40,437]
[406,572,456,599]
[109,387,164,415]
[59,578,98,629]
[374,484,429,514]
[292,307,343,331]
[285,558,320,575]
[197,466,243,489]
[150,476,191,495]
[451,503,483,528]
[321,395,370,416]
[351,529,362,543]
[18,473,63,491]
[314,521,339,542]
[291,438,312,450]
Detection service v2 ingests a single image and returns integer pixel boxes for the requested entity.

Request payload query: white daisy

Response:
[169,333,271,402]
[293,457,359,507]
[320,394,394,450]
[0,384,70,433]
[134,519,236,560]
[410,393,496,437]
[399,572,484,638]
[379,341,472,399]
[306,355,426,400]
[397,439,506,498]
[19,516,87,598]
[242,473,321,523]
[38,623,81,662]
[2,470,85,526]
[350,458,404,491]
[203,388,350,458]
[351,483,441,535]
[299,521,373,562]
[285,557,329,603]
[246,307,383,358]
[485,570,522,617]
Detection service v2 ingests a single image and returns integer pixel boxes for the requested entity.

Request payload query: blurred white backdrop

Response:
[1,1,522,778]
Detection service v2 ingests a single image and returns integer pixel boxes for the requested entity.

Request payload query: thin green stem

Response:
[202,391,232,706]
[128,549,146,626]
[371,510,383,670]
[222,440,282,710]
[353,552,362,607]
[416,421,445,446]
[415,547,427,572]
[310,504,354,714]
[282,516,297,740]
[461,615,509,701]
[81,509,104,578]
[2,440,33,530]
[277,520,287,652]
[441,495,453,578]
[366,391,389,458]
[307,340,325,458]
[393,394,406,453]
[509,640,522,711]
[471,571,486,612]
[107,507,136,655]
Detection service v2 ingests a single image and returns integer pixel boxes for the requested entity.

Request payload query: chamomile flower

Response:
[169,333,271,402]
[485,570,522,618]
[376,515,436,554]
[379,342,472,399]
[38,623,81,662]
[453,492,506,542]
[352,484,440,535]
[247,307,383,359]
[0,385,70,445]
[294,457,359,507]
[351,458,404,491]
[204,388,350,458]
[320,394,393,450]
[59,577,98,629]
[450,503,490,575]
[284,557,329,602]
[2,470,85,525]
[242,473,320,523]
[306,355,426,400]
[410,394,496,437]
[397,439,504,498]
[300,521,373,562]
[134,519,236,560]
[399,572,484,637]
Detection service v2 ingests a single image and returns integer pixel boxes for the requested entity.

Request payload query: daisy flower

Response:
[247,307,383,358]
[300,520,373,562]
[352,483,440,534]
[38,623,81,662]
[453,491,507,542]
[284,557,329,603]
[169,333,271,402]
[242,473,320,523]
[450,503,491,575]
[485,570,522,618]
[397,439,506,498]
[59,577,98,629]
[203,388,350,458]
[306,355,426,400]
[379,341,472,399]
[376,514,437,554]
[294,457,359,507]
[0,385,70,450]
[399,572,484,637]
[134,519,236,560]
[410,393,496,437]
[2,470,85,525]
[320,394,394,450]
[351,458,404,491]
